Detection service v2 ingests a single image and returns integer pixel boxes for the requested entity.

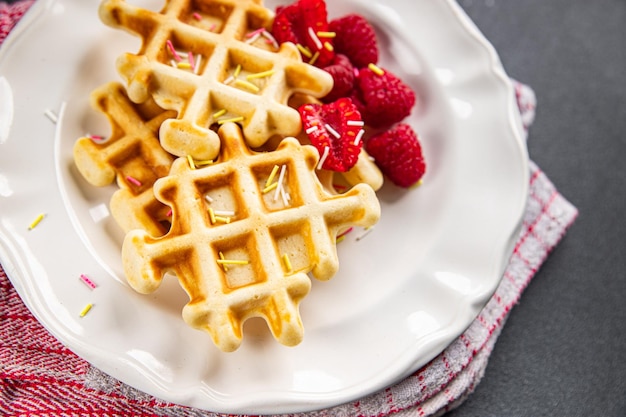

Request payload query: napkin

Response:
[0,1,578,416]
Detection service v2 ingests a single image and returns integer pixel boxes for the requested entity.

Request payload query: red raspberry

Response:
[351,67,416,128]
[365,123,426,188]
[299,98,364,172]
[271,0,334,67]
[321,54,355,102]
[329,14,379,68]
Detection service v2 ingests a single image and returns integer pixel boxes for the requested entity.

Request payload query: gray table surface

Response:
[446,1,626,416]
[3,0,625,416]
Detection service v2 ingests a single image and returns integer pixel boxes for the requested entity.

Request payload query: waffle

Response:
[99,0,334,161]
[122,122,380,351]
[73,82,176,236]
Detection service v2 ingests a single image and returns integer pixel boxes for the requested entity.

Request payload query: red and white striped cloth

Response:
[0,1,577,415]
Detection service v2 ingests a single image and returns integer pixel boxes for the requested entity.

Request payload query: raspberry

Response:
[321,54,355,102]
[271,0,334,67]
[299,98,364,172]
[365,123,426,188]
[329,14,379,68]
[352,67,416,128]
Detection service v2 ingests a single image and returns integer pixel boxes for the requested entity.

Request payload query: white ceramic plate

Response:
[0,0,528,413]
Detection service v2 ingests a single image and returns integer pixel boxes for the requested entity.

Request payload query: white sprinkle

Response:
[44,109,58,124]
[224,75,235,85]
[194,55,202,74]
[170,59,177,67]
[274,164,287,202]
[280,187,290,206]
[324,123,341,139]
[205,194,214,203]
[317,146,330,170]
[347,120,365,127]
[213,209,235,217]
[245,32,261,44]
[305,125,318,135]
[262,30,279,49]
[356,227,374,241]
[308,27,323,50]
[353,128,365,146]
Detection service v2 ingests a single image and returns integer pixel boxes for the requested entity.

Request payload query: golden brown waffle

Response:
[122,122,380,351]
[99,0,334,161]
[73,82,176,237]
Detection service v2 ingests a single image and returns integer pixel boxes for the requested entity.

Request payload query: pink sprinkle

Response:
[209,23,217,32]
[80,274,97,290]
[188,51,195,71]
[167,209,173,217]
[193,12,202,20]
[126,176,142,187]
[89,134,105,141]
[166,40,182,61]
[337,227,354,239]
[246,28,265,38]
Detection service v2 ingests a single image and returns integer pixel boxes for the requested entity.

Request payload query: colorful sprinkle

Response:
[282,253,293,273]
[347,120,365,127]
[309,51,320,66]
[166,40,182,61]
[193,12,202,20]
[208,207,217,224]
[126,176,142,186]
[317,31,336,38]
[368,63,385,76]
[246,69,275,80]
[217,258,249,266]
[88,134,105,141]
[353,129,365,146]
[218,251,228,271]
[317,146,330,170]
[262,181,278,194]
[194,54,202,74]
[305,125,319,135]
[356,227,374,241]
[213,210,235,217]
[187,155,196,170]
[262,31,279,49]
[308,27,323,50]
[188,51,196,71]
[296,44,313,58]
[194,158,214,167]
[234,79,260,93]
[28,213,45,230]
[245,32,261,44]
[213,109,227,118]
[217,116,244,125]
[79,274,97,290]
[266,165,280,187]
[323,41,333,52]
[44,109,58,124]
[79,303,93,317]
[246,28,265,38]
[324,123,341,139]
[337,227,354,239]
[273,164,287,202]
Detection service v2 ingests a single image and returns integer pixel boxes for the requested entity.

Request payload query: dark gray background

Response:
[446,1,626,416]
[3,0,625,416]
